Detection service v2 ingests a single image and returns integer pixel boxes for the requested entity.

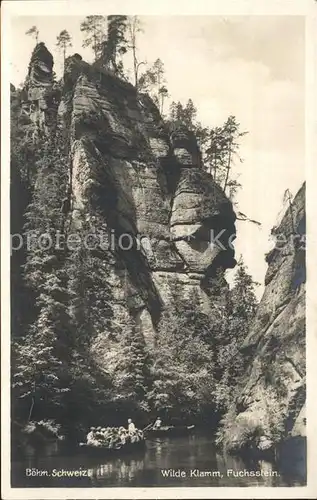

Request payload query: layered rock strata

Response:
[55,52,236,345]
[222,183,306,459]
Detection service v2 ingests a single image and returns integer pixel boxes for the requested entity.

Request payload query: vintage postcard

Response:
[1,0,317,498]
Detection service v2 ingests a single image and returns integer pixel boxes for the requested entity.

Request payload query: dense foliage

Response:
[213,260,259,411]
[12,129,72,424]
[147,262,258,426]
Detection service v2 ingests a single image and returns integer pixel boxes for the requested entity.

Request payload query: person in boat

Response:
[137,429,144,440]
[108,433,115,449]
[86,427,101,447]
[86,426,95,444]
[97,426,108,445]
[127,418,136,434]
[128,418,140,443]
[106,429,115,447]
[130,432,139,443]
[152,417,162,430]
[108,429,122,449]
[118,426,128,445]
[100,428,109,446]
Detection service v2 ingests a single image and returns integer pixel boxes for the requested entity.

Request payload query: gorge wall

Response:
[220,183,306,464]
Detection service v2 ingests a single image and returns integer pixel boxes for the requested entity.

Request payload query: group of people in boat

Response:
[86,418,144,449]
[85,417,164,448]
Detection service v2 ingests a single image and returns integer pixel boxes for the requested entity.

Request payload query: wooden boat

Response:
[78,439,146,457]
[145,425,195,437]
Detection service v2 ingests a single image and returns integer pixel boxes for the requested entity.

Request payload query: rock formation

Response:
[58,51,236,346]
[19,44,236,351]
[22,43,61,135]
[221,183,305,463]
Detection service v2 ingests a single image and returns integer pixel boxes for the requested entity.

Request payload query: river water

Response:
[12,432,305,488]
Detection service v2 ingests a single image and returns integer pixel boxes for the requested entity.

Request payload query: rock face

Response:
[54,52,236,347]
[222,183,305,456]
[23,45,236,349]
[22,43,60,135]
[27,42,54,89]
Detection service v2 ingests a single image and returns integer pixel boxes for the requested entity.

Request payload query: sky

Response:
[10,15,305,296]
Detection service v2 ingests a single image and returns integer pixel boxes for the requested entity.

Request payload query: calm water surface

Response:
[12,432,305,488]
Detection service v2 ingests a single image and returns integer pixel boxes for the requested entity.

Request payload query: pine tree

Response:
[169,99,197,128]
[214,258,259,410]
[138,58,169,113]
[230,257,259,321]
[112,320,151,415]
[168,99,209,152]
[283,189,296,235]
[99,16,128,75]
[67,223,113,348]
[80,16,106,61]
[205,126,225,180]
[66,217,116,427]
[56,30,72,69]
[158,85,169,115]
[126,16,144,88]
[205,116,248,197]
[26,26,39,44]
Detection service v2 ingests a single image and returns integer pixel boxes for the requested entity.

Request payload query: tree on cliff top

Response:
[283,189,296,235]
[26,26,39,44]
[56,30,72,69]
[169,99,197,127]
[168,99,209,150]
[168,104,261,225]
[205,116,248,197]
[99,16,128,76]
[126,16,145,89]
[80,16,106,61]
[139,59,170,114]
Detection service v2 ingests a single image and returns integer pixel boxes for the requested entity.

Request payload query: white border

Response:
[2,1,317,499]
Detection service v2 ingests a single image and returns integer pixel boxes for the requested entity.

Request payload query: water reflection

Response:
[12,432,305,488]
[88,456,145,485]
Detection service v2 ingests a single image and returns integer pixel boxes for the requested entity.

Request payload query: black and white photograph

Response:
[1,1,316,499]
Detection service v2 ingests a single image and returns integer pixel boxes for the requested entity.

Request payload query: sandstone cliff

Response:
[20,43,236,351]
[220,184,305,462]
